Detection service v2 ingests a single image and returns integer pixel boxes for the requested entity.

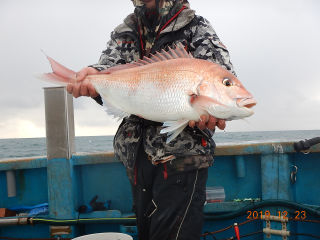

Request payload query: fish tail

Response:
[32,51,76,86]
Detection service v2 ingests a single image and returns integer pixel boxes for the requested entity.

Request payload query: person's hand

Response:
[188,115,226,131]
[66,67,99,98]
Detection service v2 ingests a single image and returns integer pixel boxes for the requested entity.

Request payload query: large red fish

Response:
[33,43,256,143]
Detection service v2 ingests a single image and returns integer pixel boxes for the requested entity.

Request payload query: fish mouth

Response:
[236,98,257,109]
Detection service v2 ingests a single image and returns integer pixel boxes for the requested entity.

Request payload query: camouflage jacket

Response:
[90,7,236,177]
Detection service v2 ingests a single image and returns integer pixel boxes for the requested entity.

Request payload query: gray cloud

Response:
[1,0,319,138]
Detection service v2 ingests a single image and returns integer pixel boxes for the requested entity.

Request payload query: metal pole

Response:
[44,87,76,238]
[44,87,75,160]
[0,218,28,226]
[6,170,17,197]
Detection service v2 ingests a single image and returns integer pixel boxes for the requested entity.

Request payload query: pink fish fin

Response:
[97,57,154,75]
[138,59,151,65]
[149,53,162,62]
[174,43,189,58]
[32,51,76,86]
[240,118,250,124]
[161,49,174,60]
[32,72,72,86]
[101,97,130,121]
[191,95,230,118]
[96,43,193,75]
[205,105,231,117]
[167,47,179,59]
[132,62,145,66]
[42,51,76,79]
[151,43,192,61]
[98,64,138,74]
[167,42,191,59]
[160,119,189,143]
[154,51,167,61]
[142,56,156,63]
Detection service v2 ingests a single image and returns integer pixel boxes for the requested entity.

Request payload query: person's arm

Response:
[188,16,235,131]
[88,36,127,71]
[66,35,126,99]
[189,16,236,76]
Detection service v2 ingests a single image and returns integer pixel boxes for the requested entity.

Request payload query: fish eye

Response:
[222,78,232,87]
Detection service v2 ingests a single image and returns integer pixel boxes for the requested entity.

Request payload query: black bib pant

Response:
[130,143,208,240]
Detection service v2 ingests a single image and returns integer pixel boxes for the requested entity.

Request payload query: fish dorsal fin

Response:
[98,64,137,74]
[97,42,192,75]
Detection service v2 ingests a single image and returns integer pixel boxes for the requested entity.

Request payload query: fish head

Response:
[200,64,257,120]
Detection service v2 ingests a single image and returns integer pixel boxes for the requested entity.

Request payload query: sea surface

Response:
[1,130,320,160]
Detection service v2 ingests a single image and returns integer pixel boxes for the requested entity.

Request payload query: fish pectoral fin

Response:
[102,98,130,121]
[160,119,189,144]
[207,105,230,113]
[191,95,230,116]
[239,118,250,123]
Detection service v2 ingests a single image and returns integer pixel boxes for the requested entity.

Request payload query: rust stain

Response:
[17,217,27,225]
[50,226,72,236]
[73,151,118,165]
[215,140,320,156]
[0,156,46,163]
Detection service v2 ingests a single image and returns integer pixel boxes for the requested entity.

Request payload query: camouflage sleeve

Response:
[88,32,126,71]
[189,16,237,76]
[88,33,126,105]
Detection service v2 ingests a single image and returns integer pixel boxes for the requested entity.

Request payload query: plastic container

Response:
[72,232,133,240]
[206,186,225,203]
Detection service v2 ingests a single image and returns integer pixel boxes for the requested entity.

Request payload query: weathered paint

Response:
[2,140,319,170]
[0,157,47,171]
[72,152,118,166]
[261,153,291,240]
[0,140,319,239]
[235,155,246,177]
[215,140,320,156]
[204,201,252,213]
[47,157,76,238]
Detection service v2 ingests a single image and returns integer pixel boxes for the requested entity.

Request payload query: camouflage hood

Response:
[129,0,190,56]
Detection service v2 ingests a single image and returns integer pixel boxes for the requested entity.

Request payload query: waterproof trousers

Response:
[130,144,208,240]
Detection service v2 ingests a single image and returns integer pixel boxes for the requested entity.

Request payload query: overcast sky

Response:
[0,0,319,139]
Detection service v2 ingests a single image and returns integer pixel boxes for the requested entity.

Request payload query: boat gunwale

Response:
[1,139,319,171]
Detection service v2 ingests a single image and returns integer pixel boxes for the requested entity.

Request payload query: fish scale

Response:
[33,43,256,143]
[90,60,201,122]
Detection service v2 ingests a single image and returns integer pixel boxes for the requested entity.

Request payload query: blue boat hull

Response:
[1,140,320,239]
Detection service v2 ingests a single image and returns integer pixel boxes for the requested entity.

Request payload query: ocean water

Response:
[0,130,320,160]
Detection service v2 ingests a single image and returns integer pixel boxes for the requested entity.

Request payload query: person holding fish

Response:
[59,0,255,239]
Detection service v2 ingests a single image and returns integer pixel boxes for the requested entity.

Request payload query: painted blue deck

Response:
[0,139,320,239]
